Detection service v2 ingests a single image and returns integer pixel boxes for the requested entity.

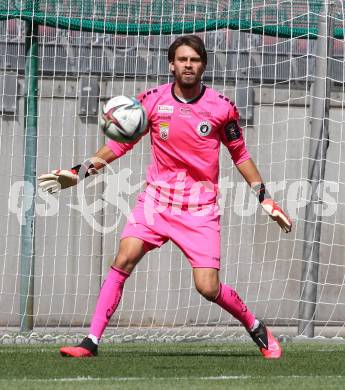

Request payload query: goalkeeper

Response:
[39,35,292,359]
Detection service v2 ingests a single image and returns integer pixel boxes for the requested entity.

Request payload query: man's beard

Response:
[177,74,200,89]
[179,81,196,89]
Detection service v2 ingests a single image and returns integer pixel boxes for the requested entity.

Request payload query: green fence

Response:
[0,0,344,38]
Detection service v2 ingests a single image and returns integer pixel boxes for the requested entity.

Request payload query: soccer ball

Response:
[100,96,147,143]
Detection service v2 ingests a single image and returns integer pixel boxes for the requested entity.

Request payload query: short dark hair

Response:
[168,35,207,65]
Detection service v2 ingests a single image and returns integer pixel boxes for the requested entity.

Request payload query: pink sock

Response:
[215,283,255,330]
[89,266,130,340]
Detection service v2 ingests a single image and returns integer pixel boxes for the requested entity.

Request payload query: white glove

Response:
[38,161,98,194]
[261,198,292,233]
[38,169,80,193]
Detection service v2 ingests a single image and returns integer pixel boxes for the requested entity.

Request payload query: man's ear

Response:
[169,62,175,74]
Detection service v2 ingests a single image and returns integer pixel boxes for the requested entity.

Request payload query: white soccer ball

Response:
[100,96,147,143]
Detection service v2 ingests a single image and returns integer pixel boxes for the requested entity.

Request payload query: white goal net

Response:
[1,0,345,342]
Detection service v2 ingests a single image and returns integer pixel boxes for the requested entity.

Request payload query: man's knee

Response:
[112,253,132,271]
[195,282,220,301]
[111,251,140,274]
[111,237,146,273]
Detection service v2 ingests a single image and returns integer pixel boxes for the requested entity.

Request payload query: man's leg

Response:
[193,268,282,359]
[88,237,147,339]
[60,237,146,357]
[193,268,255,329]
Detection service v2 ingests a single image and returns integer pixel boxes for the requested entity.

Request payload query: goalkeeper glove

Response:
[38,160,98,194]
[253,183,292,233]
[261,199,292,233]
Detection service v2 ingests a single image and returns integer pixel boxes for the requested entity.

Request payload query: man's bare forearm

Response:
[89,145,117,171]
[235,158,263,187]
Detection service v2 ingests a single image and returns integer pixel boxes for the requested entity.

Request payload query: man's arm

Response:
[89,144,117,170]
[235,158,263,187]
[236,159,292,233]
[38,86,152,194]
[38,145,117,193]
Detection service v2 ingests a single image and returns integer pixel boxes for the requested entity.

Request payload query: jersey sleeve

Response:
[220,103,250,165]
[107,135,144,158]
[106,88,156,158]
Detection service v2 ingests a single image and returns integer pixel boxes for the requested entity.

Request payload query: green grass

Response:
[0,342,345,389]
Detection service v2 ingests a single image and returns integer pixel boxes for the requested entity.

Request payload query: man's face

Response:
[170,45,205,89]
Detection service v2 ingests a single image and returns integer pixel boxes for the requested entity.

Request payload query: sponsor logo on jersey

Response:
[158,105,174,114]
[158,114,172,120]
[224,121,241,141]
[159,122,169,140]
[179,107,191,117]
[198,111,213,118]
[197,121,212,137]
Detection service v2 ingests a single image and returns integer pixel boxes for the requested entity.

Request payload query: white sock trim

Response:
[250,319,260,332]
[88,334,99,345]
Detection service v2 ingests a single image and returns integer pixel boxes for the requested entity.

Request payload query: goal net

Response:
[1,0,345,343]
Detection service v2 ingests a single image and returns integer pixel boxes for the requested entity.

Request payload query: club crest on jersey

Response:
[159,122,169,140]
[197,121,212,137]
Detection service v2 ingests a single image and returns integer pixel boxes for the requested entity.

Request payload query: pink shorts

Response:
[121,193,221,269]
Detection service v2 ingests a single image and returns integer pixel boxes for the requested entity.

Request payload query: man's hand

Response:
[38,169,80,193]
[261,199,292,233]
[38,161,98,194]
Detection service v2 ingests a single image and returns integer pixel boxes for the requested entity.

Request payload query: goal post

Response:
[298,1,335,338]
[1,0,345,342]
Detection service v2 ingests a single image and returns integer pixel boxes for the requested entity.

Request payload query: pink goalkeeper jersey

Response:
[107,83,250,206]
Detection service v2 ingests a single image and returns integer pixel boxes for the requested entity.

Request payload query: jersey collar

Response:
[171,83,206,104]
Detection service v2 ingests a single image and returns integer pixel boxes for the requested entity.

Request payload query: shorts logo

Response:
[224,121,241,141]
[158,105,174,114]
[159,122,169,140]
[197,121,212,137]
